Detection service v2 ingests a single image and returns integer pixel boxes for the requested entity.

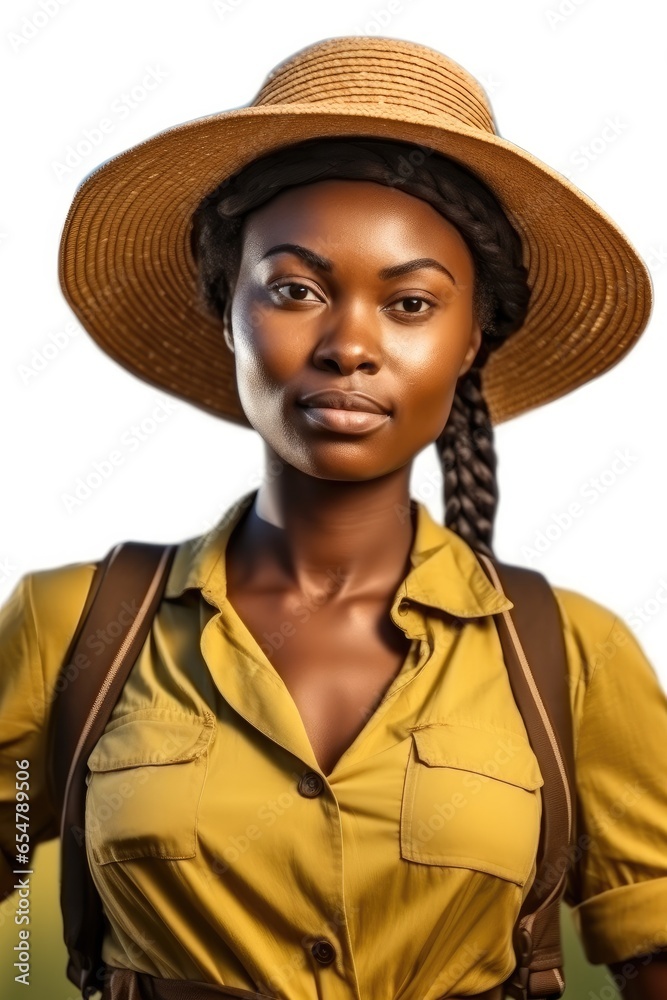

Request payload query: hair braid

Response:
[190,136,531,555]
[438,342,499,558]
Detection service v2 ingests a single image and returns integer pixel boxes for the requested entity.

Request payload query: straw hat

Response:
[58,35,653,428]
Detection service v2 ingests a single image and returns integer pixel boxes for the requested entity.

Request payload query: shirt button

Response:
[397,600,410,616]
[311,939,336,965]
[298,771,324,798]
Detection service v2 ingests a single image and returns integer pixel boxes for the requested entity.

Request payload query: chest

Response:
[226,587,414,777]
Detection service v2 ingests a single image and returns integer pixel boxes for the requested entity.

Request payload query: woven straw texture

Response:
[58,36,653,427]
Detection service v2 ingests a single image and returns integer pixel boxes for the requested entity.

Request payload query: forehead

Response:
[239,178,474,270]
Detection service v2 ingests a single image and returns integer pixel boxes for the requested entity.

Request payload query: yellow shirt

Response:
[2,490,667,999]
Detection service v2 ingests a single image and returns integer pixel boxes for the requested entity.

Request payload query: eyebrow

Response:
[260,243,457,285]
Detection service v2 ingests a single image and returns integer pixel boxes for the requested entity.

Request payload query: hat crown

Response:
[59,35,652,429]
[252,36,497,134]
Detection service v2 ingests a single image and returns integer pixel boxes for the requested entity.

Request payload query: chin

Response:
[279,439,410,483]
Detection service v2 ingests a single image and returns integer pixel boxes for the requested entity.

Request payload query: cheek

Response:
[395,337,465,429]
[231,305,303,400]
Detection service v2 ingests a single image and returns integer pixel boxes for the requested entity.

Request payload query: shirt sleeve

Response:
[0,574,59,900]
[553,586,667,966]
[0,562,96,901]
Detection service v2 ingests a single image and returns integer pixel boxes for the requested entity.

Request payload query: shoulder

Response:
[547,583,666,751]
[1,557,98,645]
[551,583,651,667]
[26,557,98,649]
[552,587,632,681]
[0,559,98,722]
[550,585,627,687]
[551,584,623,696]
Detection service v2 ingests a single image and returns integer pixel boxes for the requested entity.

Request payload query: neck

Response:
[229,445,416,602]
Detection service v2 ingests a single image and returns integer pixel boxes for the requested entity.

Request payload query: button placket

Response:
[298,770,324,798]
[311,938,336,965]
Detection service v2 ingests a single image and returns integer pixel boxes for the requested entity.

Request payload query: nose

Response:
[311,309,382,375]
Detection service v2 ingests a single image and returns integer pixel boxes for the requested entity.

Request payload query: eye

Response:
[270,281,322,303]
[388,296,435,315]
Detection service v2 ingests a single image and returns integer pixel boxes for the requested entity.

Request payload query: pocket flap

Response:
[410,723,544,790]
[87,709,215,772]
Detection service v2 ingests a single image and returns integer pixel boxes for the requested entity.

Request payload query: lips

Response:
[297,389,390,415]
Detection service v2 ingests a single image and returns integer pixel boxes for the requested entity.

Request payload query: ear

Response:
[458,317,482,378]
[222,300,234,354]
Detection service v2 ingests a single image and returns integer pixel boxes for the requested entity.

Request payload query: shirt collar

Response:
[164,489,513,619]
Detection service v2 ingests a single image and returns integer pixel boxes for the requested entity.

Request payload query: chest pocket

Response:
[85,708,216,866]
[400,722,544,887]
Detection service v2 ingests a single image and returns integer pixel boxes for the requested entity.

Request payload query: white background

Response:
[2,0,666,685]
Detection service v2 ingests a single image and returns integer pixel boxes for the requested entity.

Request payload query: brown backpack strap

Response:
[475,554,576,1000]
[46,540,177,999]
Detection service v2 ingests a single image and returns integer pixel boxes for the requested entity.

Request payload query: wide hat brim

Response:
[58,45,653,428]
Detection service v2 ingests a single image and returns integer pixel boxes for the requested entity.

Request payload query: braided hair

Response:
[190,137,531,557]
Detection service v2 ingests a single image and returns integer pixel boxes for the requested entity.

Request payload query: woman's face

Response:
[225,178,483,481]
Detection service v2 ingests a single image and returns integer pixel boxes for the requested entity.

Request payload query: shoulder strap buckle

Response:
[503,927,532,999]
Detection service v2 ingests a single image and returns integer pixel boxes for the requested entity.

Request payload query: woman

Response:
[2,35,667,1000]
